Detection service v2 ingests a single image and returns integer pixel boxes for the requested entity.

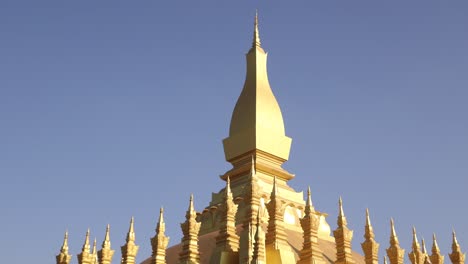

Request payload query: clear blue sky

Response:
[1,1,467,263]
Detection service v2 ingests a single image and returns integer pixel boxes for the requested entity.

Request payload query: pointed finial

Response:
[306,186,313,207]
[82,229,91,252]
[422,238,427,254]
[365,208,371,226]
[159,207,164,224]
[271,176,278,197]
[412,226,421,250]
[189,194,195,213]
[92,237,97,254]
[226,176,232,195]
[390,218,396,237]
[432,233,440,253]
[252,10,261,48]
[338,196,344,217]
[60,230,69,253]
[126,217,135,243]
[452,229,461,251]
[102,224,111,249]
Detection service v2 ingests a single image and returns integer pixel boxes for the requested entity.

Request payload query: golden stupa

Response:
[56,14,466,264]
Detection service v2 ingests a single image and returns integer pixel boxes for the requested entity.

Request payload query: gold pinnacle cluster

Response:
[56,13,466,264]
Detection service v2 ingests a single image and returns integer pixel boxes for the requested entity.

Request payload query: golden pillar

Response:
[333,197,355,264]
[56,231,72,264]
[151,208,170,264]
[97,224,115,264]
[449,231,466,264]
[121,217,139,264]
[178,195,201,264]
[386,219,405,264]
[298,187,325,264]
[361,209,379,264]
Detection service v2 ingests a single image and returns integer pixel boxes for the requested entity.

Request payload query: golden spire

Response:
[430,233,444,264]
[151,208,169,264]
[252,10,261,48]
[361,209,379,264]
[211,176,240,263]
[179,195,201,264]
[56,231,72,264]
[78,229,94,264]
[121,217,139,264]
[265,176,294,262]
[223,12,292,168]
[449,230,466,264]
[409,227,425,264]
[97,225,115,264]
[298,187,325,264]
[92,238,97,264]
[333,197,355,264]
[386,219,405,264]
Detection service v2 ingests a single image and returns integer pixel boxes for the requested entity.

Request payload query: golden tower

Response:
[77,229,94,264]
[121,217,140,264]
[56,231,72,264]
[151,208,170,264]
[386,219,405,264]
[449,231,466,264]
[409,227,425,264]
[298,187,325,264]
[430,234,445,264]
[361,209,379,264]
[98,224,115,264]
[178,195,201,264]
[333,197,356,264]
[211,177,240,264]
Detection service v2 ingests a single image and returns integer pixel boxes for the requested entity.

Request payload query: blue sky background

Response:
[1,1,467,263]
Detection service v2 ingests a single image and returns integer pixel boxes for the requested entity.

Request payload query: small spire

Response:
[226,176,232,196]
[102,224,111,249]
[338,196,345,217]
[432,233,440,253]
[304,186,315,215]
[452,230,460,250]
[421,238,427,255]
[365,208,371,226]
[61,231,69,253]
[252,10,261,48]
[449,229,466,264]
[390,218,398,243]
[92,238,97,254]
[430,233,444,264]
[158,207,164,226]
[412,226,421,251]
[126,217,135,243]
[188,194,195,213]
[83,229,91,252]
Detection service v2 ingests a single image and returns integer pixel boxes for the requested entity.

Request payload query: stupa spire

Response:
[298,187,325,264]
[449,230,466,264]
[97,224,114,264]
[178,195,201,264]
[409,227,425,264]
[430,233,444,264]
[252,10,261,48]
[78,229,94,264]
[386,219,405,264]
[56,231,72,264]
[223,12,292,176]
[251,209,265,264]
[333,197,355,264]
[121,217,139,264]
[151,208,169,264]
[361,209,379,264]
[211,176,240,263]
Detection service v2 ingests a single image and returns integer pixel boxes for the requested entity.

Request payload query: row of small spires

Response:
[57,178,466,264]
